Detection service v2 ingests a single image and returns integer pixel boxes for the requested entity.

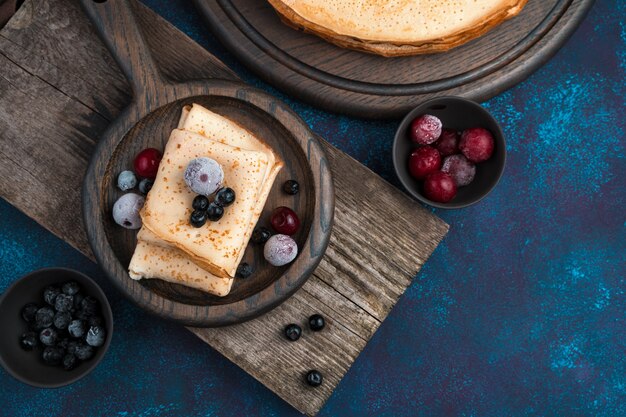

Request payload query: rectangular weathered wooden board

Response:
[0,1,448,415]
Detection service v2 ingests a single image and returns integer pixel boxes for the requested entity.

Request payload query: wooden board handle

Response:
[79,0,166,102]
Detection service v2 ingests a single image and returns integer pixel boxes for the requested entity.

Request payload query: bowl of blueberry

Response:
[393,97,506,209]
[0,268,113,388]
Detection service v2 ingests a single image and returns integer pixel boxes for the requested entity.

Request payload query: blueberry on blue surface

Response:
[35,307,55,329]
[68,319,86,339]
[86,326,106,347]
[39,327,58,346]
[54,294,73,313]
[53,311,72,330]
[74,344,94,361]
[43,286,61,306]
[21,302,39,323]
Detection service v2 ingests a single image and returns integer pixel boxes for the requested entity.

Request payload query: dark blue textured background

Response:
[1,1,624,415]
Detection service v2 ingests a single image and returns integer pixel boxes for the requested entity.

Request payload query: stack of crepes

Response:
[267,0,528,56]
[128,104,283,296]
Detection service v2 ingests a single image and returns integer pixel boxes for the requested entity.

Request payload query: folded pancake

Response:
[129,228,233,296]
[140,128,270,278]
[267,0,528,56]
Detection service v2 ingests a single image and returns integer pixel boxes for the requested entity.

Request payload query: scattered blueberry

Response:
[39,328,58,346]
[68,319,86,338]
[112,193,144,229]
[138,178,154,195]
[206,203,224,222]
[20,332,38,351]
[192,195,209,211]
[54,294,73,313]
[117,170,137,191]
[236,263,253,279]
[184,157,224,196]
[306,370,323,387]
[264,234,298,266]
[74,344,94,361]
[308,314,325,331]
[284,324,302,341]
[35,307,55,329]
[42,346,64,365]
[86,326,106,347]
[215,187,236,207]
[53,311,72,330]
[283,180,299,195]
[251,227,272,244]
[62,281,80,296]
[21,303,39,323]
[62,353,78,371]
[190,209,207,228]
[43,286,61,306]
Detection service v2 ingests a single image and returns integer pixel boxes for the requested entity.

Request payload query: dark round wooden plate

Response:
[80,0,334,327]
[194,0,595,119]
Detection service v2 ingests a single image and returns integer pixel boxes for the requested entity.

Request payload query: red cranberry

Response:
[423,172,457,203]
[459,128,494,163]
[270,206,300,235]
[434,129,459,156]
[442,155,476,187]
[409,114,442,145]
[134,148,162,179]
[408,146,441,180]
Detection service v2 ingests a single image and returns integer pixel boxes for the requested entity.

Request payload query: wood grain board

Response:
[194,0,596,118]
[0,0,448,415]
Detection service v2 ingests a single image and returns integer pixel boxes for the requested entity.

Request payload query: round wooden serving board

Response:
[194,0,595,119]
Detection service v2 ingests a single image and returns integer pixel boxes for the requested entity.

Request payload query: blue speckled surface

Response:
[1,0,624,415]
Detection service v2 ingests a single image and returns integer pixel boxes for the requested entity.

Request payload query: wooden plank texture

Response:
[0,1,448,415]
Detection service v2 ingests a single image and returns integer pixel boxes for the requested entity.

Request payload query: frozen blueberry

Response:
[283,180,299,195]
[206,203,224,222]
[235,262,253,279]
[66,340,80,355]
[35,307,55,329]
[251,227,271,244]
[73,292,85,311]
[54,294,73,313]
[62,281,80,296]
[184,157,224,196]
[42,346,64,365]
[86,326,106,347]
[190,210,207,228]
[39,327,58,346]
[138,178,154,195]
[305,370,323,387]
[21,303,39,323]
[53,311,72,330]
[57,338,70,350]
[214,187,236,207]
[20,331,38,351]
[192,195,209,211]
[80,296,99,317]
[284,324,302,341]
[264,234,298,267]
[74,344,94,361]
[117,170,137,191]
[308,314,325,331]
[62,353,78,371]
[68,319,87,338]
[112,193,144,229]
[43,286,61,306]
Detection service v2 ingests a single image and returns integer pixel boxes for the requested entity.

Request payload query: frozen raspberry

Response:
[408,146,441,180]
[409,114,442,145]
[423,172,457,203]
[442,155,476,187]
[459,127,494,163]
[264,234,298,266]
[434,129,459,156]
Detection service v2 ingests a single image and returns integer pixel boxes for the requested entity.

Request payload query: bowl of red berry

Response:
[393,97,506,209]
[0,268,113,388]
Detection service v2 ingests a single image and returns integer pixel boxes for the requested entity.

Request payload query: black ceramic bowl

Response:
[0,268,113,388]
[393,97,506,209]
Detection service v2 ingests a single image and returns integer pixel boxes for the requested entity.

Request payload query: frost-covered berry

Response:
[86,326,106,347]
[117,170,137,191]
[410,114,442,145]
[112,193,144,229]
[184,158,224,196]
[264,234,298,266]
[442,154,476,187]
